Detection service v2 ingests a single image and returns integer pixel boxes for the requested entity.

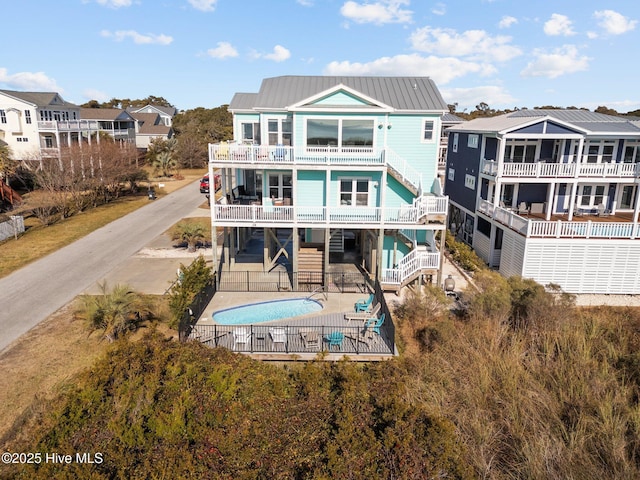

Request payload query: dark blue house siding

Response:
[545,121,579,135]
[444,132,481,213]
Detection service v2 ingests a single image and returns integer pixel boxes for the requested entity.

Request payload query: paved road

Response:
[0,181,206,353]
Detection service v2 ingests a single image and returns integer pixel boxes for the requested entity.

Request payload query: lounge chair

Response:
[517,202,528,215]
[299,329,320,349]
[354,293,374,312]
[344,303,380,322]
[269,327,287,350]
[325,331,344,351]
[232,327,252,350]
[364,313,386,336]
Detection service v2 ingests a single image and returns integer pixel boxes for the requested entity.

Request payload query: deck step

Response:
[329,229,344,253]
[298,247,324,272]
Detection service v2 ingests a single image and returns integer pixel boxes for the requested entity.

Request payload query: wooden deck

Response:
[521,210,634,223]
[189,311,395,361]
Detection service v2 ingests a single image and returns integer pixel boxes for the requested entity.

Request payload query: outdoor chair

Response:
[597,203,610,216]
[345,303,380,322]
[517,202,528,215]
[215,142,230,160]
[364,313,386,336]
[269,327,287,350]
[299,329,320,350]
[354,293,374,312]
[232,327,252,350]
[325,331,344,351]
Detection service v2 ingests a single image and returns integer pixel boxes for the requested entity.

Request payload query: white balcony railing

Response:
[209,144,424,191]
[479,199,640,239]
[481,159,640,179]
[212,200,447,226]
[38,120,101,131]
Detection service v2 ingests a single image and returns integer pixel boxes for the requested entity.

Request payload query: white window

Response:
[579,184,607,208]
[267,118,292,146]
[464,174,476,190]
[468,134,479,148]
[339,178,370,206]
[422,120,435,141]
[585,140,616,163]
[0,110,6,123]
[623,142,640,163]
[25,111,31,124]
[268,173,292,200]
[504,140,537,162]
[306,118,373,149]
[448,168,455,181]
[452,133,459,153]
[241,122,261,144]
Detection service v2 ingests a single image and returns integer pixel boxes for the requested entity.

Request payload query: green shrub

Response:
[167,255,212,329]
[445,232,486,272]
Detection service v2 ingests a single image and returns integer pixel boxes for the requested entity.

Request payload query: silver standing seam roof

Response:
[229,76,448,112]
[448,109,640,135]
[0,89,78,108]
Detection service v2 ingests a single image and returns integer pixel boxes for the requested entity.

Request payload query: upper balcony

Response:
[38,120,101,132]
[480,158,640,180]
[478,199,640,240]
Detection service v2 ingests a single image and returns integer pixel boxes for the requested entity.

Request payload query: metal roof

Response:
[0,89,78,108]
[448,109,640,135]
[229,76,448,112]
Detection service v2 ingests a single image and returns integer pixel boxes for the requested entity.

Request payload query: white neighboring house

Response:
[0,89,142,162]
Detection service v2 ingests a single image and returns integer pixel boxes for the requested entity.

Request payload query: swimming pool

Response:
[213,297,323,325]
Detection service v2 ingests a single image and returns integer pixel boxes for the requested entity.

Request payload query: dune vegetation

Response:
[2,267,640,479]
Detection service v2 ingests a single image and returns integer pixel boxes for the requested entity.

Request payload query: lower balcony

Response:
[479,199,640,239]
[481,158,640,179]
[212,202,447,228]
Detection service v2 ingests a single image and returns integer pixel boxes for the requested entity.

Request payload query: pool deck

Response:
[192,291,396,361]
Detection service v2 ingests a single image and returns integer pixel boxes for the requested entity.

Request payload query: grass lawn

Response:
[0,169,205,442]
[0,169,206,279]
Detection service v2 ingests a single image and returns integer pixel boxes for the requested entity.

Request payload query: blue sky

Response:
[1,0,638,113]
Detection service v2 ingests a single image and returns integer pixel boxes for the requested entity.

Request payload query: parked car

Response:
[199,173,221,194]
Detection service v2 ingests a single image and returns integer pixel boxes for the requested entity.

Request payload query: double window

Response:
[579,184,606,208]
[306,119,373,148]
[267,118,292,146]
[339,178,370,206]
[504,140,537,162]
[585,140,615,163]
[241,122,261,144]
[623,141,640,163]
[422,120,434,141]
[268,173,292,200]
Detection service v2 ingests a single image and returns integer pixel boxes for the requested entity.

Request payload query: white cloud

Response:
[82,88,110,102]
[340,0,412,25]
[521,45,590,79]
[296,0,314,5]
[432,3,446,16]
[593,10,637,35]
[324,54,496,85]
[499,15,517,29]
[0,68,62,92]
[94,0,132,8]
[544,13,576,36]
[100,30,173,45]
[441,86,517,111]
[410,27,522,62]
[188,0,217,12]
[207,41,238,59]
[262,45,291,62]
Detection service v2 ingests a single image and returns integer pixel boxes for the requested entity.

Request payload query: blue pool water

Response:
[213,298,323,325]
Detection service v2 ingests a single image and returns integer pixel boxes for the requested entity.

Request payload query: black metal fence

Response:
[216,270,370,293]
[178,283,215,341]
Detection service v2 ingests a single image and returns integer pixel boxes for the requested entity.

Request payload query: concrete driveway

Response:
[0,181,210,353]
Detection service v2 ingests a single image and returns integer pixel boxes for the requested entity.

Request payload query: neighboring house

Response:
[208,75,450,290]
[445,109,640,294]
[126,104,177,127]
[438,113,465,178]
[79,108,136,143]
[129,112,174,150]
[0,89,141,162]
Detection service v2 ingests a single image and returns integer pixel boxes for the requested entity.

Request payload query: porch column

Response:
[324,228,330,275]
[487,224,496,269]
[229,227,237,267]
[567,182,578,221]
[263,227,271,270]
[211,223,218,273]
[633,185,640,224]
[292,227,299,290]
[545,183,555,221]
[376,228,384,280]
[223,227,230,270]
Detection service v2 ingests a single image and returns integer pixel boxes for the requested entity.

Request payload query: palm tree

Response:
[78,282,152,342]
[153,151,177,177]
[171,220,209,252]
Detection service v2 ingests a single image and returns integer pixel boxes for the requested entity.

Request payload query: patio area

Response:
[190,290,395,361]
